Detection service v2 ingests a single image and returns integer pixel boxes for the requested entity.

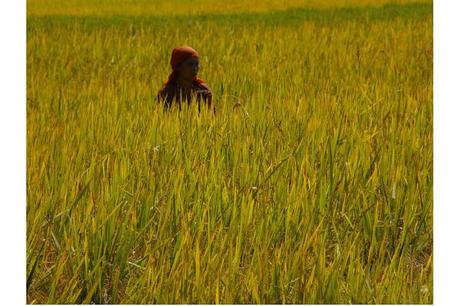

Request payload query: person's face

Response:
[178,56,199,81]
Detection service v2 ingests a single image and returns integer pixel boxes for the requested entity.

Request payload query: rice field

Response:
[26,0,433,303]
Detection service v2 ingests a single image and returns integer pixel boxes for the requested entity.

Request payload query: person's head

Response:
[177,56,199,81]
[170,46,200,82]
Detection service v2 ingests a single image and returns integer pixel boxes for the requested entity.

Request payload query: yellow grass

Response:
[27,0,432,303]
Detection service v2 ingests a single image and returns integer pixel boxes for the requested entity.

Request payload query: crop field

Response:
[26,0,433,304]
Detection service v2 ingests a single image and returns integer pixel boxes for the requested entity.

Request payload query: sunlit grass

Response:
[27,1,432,303]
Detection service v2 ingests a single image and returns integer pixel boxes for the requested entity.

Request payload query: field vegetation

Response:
[27,0,432,303]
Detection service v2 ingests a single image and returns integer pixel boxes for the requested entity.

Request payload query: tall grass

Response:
[27,1,432,303]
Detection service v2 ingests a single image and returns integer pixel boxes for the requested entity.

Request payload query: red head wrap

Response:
[163,45,206,87]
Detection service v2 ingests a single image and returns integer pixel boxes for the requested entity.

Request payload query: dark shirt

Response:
[157,80,214,112]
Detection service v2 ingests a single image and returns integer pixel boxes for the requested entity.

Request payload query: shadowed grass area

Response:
[27,0,431,16]
[27,1,432,304]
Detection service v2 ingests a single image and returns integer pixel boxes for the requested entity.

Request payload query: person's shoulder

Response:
[194,81,212,95]
[158,82,176,96]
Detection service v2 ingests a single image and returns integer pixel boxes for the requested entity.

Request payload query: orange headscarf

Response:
[163,45,207,88]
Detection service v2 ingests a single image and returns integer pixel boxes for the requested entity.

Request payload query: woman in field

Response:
[157,45,214,113]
